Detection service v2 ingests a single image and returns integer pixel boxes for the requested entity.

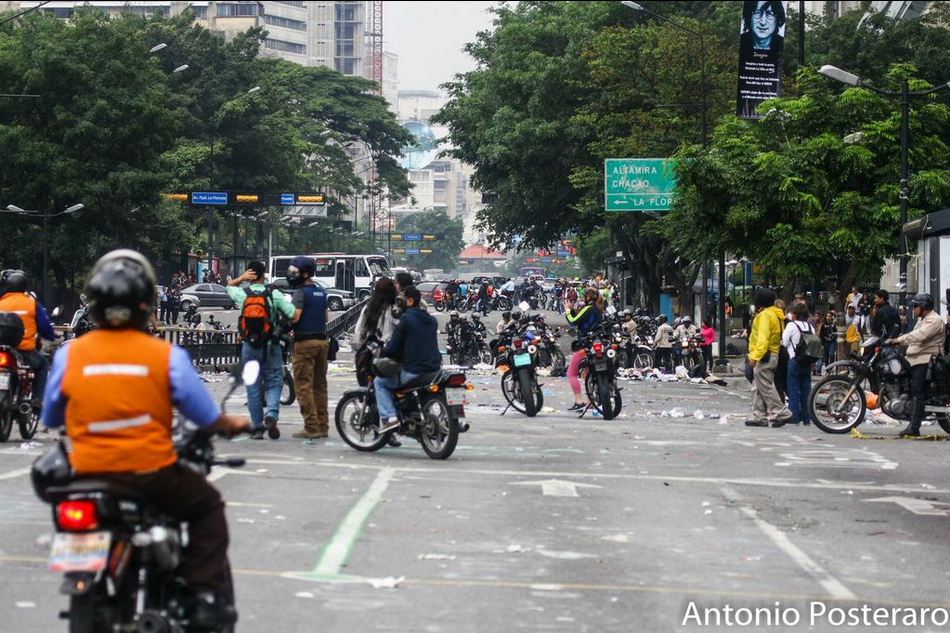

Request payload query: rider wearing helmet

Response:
[887,293,944,437]
[41,250,249,626]
[496,310,513,335]
[653,313,674,372]
[0,269,56,407]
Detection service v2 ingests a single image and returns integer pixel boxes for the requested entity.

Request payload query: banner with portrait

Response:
[736,1,788,119]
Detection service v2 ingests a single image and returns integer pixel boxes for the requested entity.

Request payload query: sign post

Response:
[604,159,676,212]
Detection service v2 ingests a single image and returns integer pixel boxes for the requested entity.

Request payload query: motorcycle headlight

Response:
[528,345,538,354]
[607,349,617,359]
[885,358,902,375]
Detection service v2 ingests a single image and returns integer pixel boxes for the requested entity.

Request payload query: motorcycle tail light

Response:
[514,339,523,348]
[445,374,468,388]
[611,344,619,350]
[497,346,506,353]
[593,343,603,353]
[0,352,10,367]
[56,500,99,531]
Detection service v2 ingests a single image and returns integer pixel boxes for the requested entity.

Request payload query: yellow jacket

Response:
[748,306,785,361]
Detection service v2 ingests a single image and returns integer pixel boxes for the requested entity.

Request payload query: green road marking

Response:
[309,467,395,577]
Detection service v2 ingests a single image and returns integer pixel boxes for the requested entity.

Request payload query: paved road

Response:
[2,344,950,632]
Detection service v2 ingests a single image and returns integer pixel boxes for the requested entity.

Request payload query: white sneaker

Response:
[378,417,400,434]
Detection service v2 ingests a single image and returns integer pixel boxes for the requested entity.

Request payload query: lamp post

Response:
[4,203,84,302]
[621,2,725,357]
[819,65,950,309]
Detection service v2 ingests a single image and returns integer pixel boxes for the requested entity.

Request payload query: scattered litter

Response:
[417,554,456,561]
[704,510,713,515]
[601,534,630,543]
[540,407,557,413]
[869,410,902,426]
[536,550,598,560]
[15,602,36,609]
[35,533,52,547]
[661,408,686,419]
[255,469,269,473]
[841,490,854,495]
[295,592,314,599]
[693,410,705,419]
[16,441,43,450]
[920,483,936,490]
[709,414,721,420]
[237,518,255,524]
[365,576,405,589]
[259,509,270,514]
[702,502,711,507]
[719,415,729,425]
[275,515,286,520]
[591,410,602,417]
[506,544,529,553]
[674,366,689,379]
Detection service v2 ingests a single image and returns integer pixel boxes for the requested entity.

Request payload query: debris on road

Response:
[365,576,405,589]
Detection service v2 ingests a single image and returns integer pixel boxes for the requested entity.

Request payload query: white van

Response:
[269,253,392,300]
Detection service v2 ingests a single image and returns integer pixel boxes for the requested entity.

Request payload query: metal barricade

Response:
[328,299,367,340]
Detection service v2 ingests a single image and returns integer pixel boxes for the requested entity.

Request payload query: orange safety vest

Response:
[60,329,176,474]
[0,292,37,351]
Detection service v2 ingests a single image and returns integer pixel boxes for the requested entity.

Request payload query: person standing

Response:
[782,303,815,425]
[169,288,180,325]
[158,286,169,324]
[846,285,863,311]
[700,319,715,373]
[227,261,295,440]
[745,288,792,428]
[819,311,837,374]
[887,294,944,437]
[565,288,603,410]
[653,314,674,372]
[287,257,330,440]
[871,289,900,339]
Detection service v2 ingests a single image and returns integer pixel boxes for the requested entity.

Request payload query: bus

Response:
[519,265,545,278]
[269,253,392,299]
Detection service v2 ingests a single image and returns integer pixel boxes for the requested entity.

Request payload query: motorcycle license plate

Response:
[0,372,8,391]
[49,531,111,573]
[594,361,608,371]
[445,388,467,406]
[513,354,532,368]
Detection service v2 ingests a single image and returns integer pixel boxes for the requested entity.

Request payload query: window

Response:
[197,285,213,293]
[264,14,307,31]
[312,259,336,276]
[354,258,368,278]
[44,7,73,18]
[273,0,305,6]
[368,257,391,277]
[216,3,263,18]
[191,5,208,19]
[266,39,306,55]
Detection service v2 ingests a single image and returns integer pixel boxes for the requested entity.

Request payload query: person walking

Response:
[700,319,715,373]
[819,311,837,374]
[565,288,603,411]
[783,303,815,425]
[227,261,295,440]
[774,299,789,404]
[887,293,945,437]
[159,286,169,324]
[169,288,181,325]
[653,314,674,372]
[286,256,331,440]
[745,287,793,428]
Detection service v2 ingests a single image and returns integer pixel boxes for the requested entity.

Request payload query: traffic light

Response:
[164,193,188,202]
[235,194,259,204]
[297,194,325,203]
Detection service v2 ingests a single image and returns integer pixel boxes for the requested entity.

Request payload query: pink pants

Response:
[568,350,584,396]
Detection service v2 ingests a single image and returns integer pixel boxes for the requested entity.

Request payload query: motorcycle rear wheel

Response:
[335,392,388,452]
[0,402,12,442]
[518,369,539,417]
[68,593,98,633]
[18,406,38,440]
[280,368,296,406]
[420,395,459,459]
[809,375,866,434]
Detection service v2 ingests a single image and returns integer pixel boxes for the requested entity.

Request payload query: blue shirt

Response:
[42,343,220,430]
[35,302,55,340]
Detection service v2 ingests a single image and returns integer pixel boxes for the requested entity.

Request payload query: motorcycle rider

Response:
[871,289,900,339]
[0,269,55,408]
[500,278,516,298]
[476,281,491,314]
[653,314,674,372]
[673,315,698,366]
[40,250,249,627]
[377,286,441,433]
[445,278,460,309]
[496,311,513,335]
[886,293,945,437]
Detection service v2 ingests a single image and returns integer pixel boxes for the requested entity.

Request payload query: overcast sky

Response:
[384,1,498,93]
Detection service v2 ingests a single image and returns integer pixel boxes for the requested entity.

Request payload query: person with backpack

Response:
[227,261,295,440]
[782,302,821,425]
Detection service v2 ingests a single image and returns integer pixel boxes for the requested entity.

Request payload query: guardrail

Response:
[328,299,366,340]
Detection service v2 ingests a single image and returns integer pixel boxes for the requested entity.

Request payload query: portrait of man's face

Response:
[752,1,777,48]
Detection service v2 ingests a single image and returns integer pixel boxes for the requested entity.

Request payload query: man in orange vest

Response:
[0,269,56,407]
[41,250,249,627]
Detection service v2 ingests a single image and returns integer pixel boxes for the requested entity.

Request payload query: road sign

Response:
[604,158,676,212]
[281,193,295,205]
[404,233,422,242]
[191,191,228,206]
[283,205,328,218]
[406,248,420,255]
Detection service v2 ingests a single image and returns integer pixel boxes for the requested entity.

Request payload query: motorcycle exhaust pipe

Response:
[18,402,32,416]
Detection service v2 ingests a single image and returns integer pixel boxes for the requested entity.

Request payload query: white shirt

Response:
[782,320,815,359]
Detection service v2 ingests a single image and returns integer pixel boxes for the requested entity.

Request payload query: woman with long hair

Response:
[564,288,604,411]
[352,278,398,388]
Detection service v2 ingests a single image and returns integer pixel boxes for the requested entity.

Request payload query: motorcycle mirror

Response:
[607,305,617,315]
[519,301,530,312]
[50,306,62,318]
[241,360,261,386]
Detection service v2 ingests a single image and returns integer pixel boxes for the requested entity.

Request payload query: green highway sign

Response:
[604,158,676,212]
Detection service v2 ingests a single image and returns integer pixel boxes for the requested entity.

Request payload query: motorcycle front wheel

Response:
[633,351,654,370]
[518,369,539,417]
[0,401,13,442]
[280,368,296,405]
[420,395,459,459]
[18,405,38,440]
[809,375,866,434]
[586,372,621,420]
[335,392,389,451]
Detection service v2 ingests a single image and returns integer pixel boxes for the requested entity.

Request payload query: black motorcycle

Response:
[575,322,623,420]
[31,361,255,633]
[809,336,950,434]
[335,361,470,459]
[496,322,544,417]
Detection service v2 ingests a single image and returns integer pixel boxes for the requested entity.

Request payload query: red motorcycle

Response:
[0,314,40,441]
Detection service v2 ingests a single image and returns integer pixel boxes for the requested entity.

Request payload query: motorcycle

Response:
[809,336,950,434]
[496,322,544,417]
[70,302,96,338]
[673,331,703,374]
[0,343,40,442]
[535,327,567,375]
[490,293,513,312]
[334,359,470,459]
[573,320,623,420]
[31,361,257,633]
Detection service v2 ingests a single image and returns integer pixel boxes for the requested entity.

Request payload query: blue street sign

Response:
[191,191,228,205]
[281,193,295,205]
[405,248,420,255]
[404,233,422,242]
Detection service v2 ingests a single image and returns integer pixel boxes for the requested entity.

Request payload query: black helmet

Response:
[286,256,314,288]
[86,249,156,328]
[0,269,28,296]
[911,293,934,311]
[657,314,668,324]
[31,443,73,502]
[511,311,522,321]
[502,311,511,320]
[450,311,459,319]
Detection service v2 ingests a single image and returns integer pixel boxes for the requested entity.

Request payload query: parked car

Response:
[417,282,448,304]
[155,285,201,312]
[271,278,355,312]
[471,275,508,289]
[180,284,235,309]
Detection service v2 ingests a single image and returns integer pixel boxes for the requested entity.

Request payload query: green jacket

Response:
[226,284,295,327]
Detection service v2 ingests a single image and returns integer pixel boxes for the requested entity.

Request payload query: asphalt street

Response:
[2,313,949,632]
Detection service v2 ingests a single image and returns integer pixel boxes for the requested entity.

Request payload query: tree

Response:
[394,210,464,272]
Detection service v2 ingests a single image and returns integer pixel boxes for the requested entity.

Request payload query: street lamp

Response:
[173,64,189,74]
[622,1,725,357]
[819,64,950,309]
[3,203,84,302]
[149,43,168,54]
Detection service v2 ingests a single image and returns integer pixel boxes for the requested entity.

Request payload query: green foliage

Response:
[394,210,464,272]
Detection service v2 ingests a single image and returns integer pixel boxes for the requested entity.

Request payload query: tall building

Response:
[0,1,365,75]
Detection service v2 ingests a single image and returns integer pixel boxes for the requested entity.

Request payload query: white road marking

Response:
[865,496,950,517]
[0,467,31,480]
[510,479,602,497]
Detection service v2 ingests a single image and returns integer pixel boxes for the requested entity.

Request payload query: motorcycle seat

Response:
[46,478,145,501]
[397,371,443,392]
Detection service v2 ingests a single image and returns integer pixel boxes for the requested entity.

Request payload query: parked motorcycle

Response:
[496,323,544,417]
[30,361,257,633]
[335,362,470,459]
[809,336,950,434]
[572,318,623,420]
